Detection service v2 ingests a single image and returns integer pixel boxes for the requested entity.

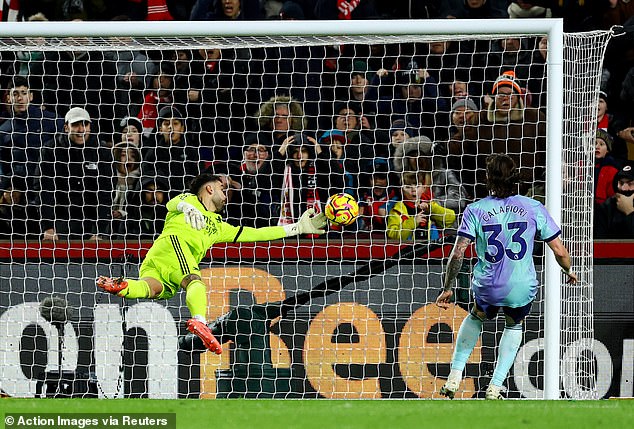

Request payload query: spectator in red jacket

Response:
[595,129,620,206]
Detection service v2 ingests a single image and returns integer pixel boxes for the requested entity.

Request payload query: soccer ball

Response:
[324,193,359,226]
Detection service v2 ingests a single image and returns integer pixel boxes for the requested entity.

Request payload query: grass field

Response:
[2,398,632,429]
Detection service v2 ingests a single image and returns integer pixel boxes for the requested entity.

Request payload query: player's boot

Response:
[186,319,222,355]
[485,384,504,400]
[439,375,461,399]
[96,276,128,295]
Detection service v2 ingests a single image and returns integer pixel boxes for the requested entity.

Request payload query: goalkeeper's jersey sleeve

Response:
[162,193,288,263]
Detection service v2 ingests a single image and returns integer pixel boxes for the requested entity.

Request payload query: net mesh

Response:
[0,23,611,399]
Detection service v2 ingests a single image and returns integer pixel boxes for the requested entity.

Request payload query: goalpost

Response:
[0,19,612,400]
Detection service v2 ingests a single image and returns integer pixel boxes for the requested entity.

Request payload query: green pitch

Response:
[2,398,632,429]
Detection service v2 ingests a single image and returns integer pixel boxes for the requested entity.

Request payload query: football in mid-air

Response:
[324,193,359,226]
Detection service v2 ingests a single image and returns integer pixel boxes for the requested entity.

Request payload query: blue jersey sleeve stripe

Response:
[543,230,561,243]
[457,231,475,241]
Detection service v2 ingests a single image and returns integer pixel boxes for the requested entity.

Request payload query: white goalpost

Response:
[0,19,612,400]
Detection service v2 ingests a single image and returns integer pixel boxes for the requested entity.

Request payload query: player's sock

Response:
[119,279,151,299]
[490,325,523,387]
[451,314,483,372]
[185,280,208,322]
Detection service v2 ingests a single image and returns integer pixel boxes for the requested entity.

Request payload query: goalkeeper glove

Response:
[283,208,328,237]
[177,201,206,230]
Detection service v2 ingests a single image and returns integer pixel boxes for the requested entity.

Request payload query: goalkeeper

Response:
[97,173,327,354]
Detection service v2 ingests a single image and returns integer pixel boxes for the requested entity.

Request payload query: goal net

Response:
[0,20,611,399]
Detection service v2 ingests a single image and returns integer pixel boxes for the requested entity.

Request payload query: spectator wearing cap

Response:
[449,97,479,140]
[0,76,64,200]
[444,97,480,201]
[315,128,360,201]
[595,129,620,206]
[39,107,115,242]
[472,70,546,199]
[142,106,201,198]
[595,162,634,239]
[115,116,144,149]
[597,91,611,131]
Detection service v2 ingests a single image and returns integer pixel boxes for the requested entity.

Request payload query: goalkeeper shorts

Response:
[139,235,202,299]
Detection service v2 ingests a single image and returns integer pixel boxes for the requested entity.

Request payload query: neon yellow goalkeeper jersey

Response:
[162,193,287,264]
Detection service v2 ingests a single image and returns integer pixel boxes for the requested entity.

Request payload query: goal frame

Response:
[0,18,572,399]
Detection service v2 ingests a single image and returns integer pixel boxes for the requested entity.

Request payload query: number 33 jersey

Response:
[457,195,561,307]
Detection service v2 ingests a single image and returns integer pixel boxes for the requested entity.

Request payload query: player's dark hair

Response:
[486,154,520,199]
[189,173,222,196]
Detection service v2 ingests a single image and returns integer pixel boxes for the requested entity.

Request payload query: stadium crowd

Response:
[0,0,633,241]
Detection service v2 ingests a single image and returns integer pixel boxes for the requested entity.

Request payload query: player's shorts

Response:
[138,234,201,299]
[473,296,533,325]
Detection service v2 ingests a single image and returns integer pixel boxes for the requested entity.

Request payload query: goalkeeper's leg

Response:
[182,274,222,355]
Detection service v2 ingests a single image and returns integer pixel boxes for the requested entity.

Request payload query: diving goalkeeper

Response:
[97,173,327,354]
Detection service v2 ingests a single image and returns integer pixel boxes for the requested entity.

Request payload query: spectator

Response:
[39,107,114,242]
[446,0,508,19]
[142,106,201,198]
[175,48,243,161]
[137,64,174,137]
[42,36,117,137]
[253,95,307,147]
[595,129,620,206]
[315,129,359,200]
[375,60,447,140]
[0,76,64,201]
[0,177,40,240]
[275,136,321,225]
[445,97,481,201]
[359,162,394,232]
[595,162,634,239]
[448,97,479,140]
[313,0,378,19]
[507,1,552,18]
[190,0,262,20]
[115,116,144,149]
[111,141,143,237]
[126,176,169,239]
[14,13,48,96]
[104,23,158,121]
[386,171,456,241]
[597,90,611,132]
[474,70,546,198]
[232,137,278,228]
[393,136,469,213]
[387,118,417,171]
